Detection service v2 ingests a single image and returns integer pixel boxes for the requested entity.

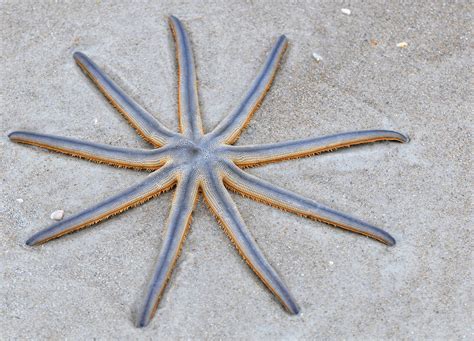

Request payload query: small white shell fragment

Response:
[341,8,351,15]
[50,210,64,221]
[312,52,323,62]
[16,198,24,203]
[397,41,408,48]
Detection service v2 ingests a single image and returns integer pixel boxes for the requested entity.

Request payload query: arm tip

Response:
[287,301,300,315]
[168,15,180,24]
[25,236,38,246]
[136,318,149,328]
[136,308,153,328]
[278,35,289,46]
[382,233,396,246]
[7,130,18,139]
[379,130,409,143]
[73,51,86,62]
[7,130,28,141]
[390,130,409,143]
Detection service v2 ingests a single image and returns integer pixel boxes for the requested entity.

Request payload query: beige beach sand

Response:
[1,1,471,339]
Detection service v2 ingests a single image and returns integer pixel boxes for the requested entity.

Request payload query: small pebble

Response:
[397,41,408,48]
[369,39,379,47]
[16,198,24,203]
[93,118,98,125]
[50,210,64,221]
[312,52,323,62]
[341,8,351,15]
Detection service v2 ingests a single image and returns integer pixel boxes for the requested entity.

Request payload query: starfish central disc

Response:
[167,136,223,170]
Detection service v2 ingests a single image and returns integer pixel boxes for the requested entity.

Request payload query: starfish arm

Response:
[25,164,177,246]
[73,52,176,146]
[168,16,204,139]
[209,35,288,144]
[138,170,199,327]
[8,131,170,170]
[223,162,396,246]
[223,130,409,167]
[202,168,300,315]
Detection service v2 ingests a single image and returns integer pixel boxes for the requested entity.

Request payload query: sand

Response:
[1,1,471,339]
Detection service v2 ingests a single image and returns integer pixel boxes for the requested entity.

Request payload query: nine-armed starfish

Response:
[8,16,408,327]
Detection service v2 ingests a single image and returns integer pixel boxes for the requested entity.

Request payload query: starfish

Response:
[8,16,408,327]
